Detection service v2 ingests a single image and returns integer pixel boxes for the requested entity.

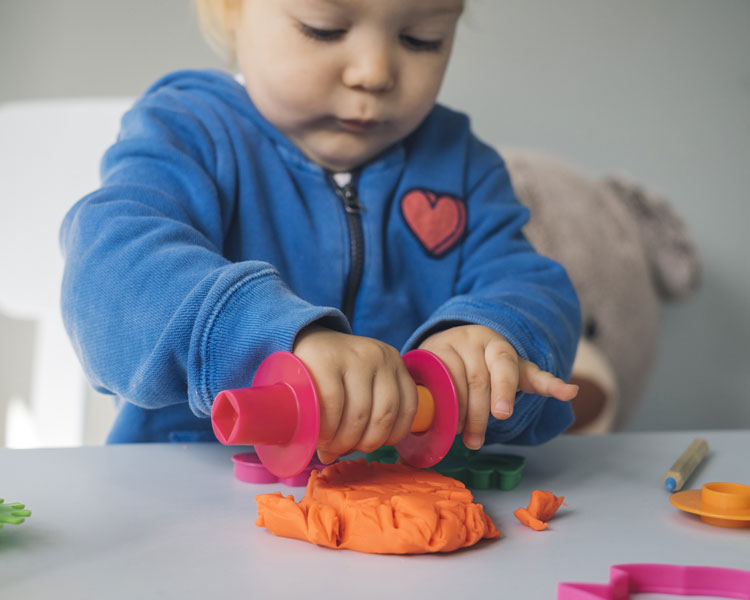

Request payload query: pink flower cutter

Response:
[231,452,327,486]
[558,564,750,599]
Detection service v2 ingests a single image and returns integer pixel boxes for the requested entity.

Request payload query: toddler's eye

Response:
[299,23,346,42]
[400,34,443,52]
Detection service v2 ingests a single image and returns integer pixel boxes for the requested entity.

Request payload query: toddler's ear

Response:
[604,175,702,301]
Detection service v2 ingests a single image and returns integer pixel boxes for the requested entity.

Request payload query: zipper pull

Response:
[340,182,363,214]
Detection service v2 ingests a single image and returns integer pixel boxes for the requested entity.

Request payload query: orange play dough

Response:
[256,459,501,554]
[514,489,565,531]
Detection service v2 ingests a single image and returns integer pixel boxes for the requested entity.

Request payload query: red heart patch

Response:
[401,188,467,256]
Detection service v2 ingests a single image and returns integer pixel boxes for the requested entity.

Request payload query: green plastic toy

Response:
[368,438,526,491]
[0,498,31,528]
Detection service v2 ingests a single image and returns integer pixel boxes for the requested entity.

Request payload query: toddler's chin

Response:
[309,149,378,173]
[302,136,392,173]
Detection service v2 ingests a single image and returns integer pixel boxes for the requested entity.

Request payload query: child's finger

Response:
[430,347,469,434]
[384,370,418,446]
[485,341,520,420]
[356,371,402,453]
[321,370,373,460]
[316,448,339,465]
[518,360,579,401]
[313,373,345,450]
[459,347,491,450]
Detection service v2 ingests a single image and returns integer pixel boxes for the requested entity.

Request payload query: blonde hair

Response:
[194,0,241,64]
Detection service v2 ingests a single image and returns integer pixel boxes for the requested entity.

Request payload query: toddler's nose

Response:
[342,39,396,93]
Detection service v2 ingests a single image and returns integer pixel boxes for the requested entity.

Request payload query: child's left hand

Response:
[418,324,578,450]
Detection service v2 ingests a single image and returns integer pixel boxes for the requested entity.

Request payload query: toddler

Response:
[60,0,580,461]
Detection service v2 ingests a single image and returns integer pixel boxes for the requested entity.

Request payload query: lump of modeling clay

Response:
[256,459,501,554]
[514,489,565,531]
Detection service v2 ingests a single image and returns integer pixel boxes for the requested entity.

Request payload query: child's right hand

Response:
[293,326,418,464]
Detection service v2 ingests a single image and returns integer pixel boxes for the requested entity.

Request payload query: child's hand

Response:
[293,326,418,464]
[418,324,578,450]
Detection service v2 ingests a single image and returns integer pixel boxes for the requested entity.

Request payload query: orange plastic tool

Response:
[670,481,750,528]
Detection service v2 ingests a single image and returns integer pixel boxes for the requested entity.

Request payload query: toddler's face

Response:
[233,0,463,172]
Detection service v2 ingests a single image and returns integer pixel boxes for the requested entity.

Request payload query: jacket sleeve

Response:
[59,88,348,418]
[404,142,581,445]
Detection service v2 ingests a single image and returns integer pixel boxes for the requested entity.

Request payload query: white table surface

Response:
[1,430,748,599]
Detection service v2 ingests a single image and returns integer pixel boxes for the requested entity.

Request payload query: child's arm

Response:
[293,326,418,464]
[59,79,350,419]
[402,132,581,446]
[419,324,578,450]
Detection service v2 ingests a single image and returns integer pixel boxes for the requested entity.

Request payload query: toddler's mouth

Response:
[338,118,379,133]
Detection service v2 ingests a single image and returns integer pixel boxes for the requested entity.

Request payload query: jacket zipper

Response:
[329,173,364,323]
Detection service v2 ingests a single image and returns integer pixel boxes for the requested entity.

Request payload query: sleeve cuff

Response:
[188,267,350,416]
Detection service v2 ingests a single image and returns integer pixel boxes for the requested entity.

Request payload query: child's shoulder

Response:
[131,69,249,117]
[411,103,506,174]
[143,69,240,96]
[111,69,255,153]
[421,102,471,136]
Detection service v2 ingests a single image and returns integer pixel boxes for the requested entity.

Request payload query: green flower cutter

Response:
[0,498,31,528]
[368,439,526,491]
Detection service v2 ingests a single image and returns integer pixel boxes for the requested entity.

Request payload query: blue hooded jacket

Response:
[60,69,580,445]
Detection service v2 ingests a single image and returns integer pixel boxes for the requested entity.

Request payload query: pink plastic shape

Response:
[211,351,320,479]
[232,452,327,486]
[557,564,750,599]
[395,349,459,468]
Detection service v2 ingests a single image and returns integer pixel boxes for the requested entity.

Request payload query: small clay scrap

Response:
[256,459,501,554]
[514,489,565,531]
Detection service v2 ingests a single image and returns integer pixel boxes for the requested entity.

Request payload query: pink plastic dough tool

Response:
[231,452,327,486]
[394,349,459,468]
[211,349,458,479]
[557,564,750,599]
[212,351,319,479]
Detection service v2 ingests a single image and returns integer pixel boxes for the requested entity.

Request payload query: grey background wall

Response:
[1,0,748,435]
